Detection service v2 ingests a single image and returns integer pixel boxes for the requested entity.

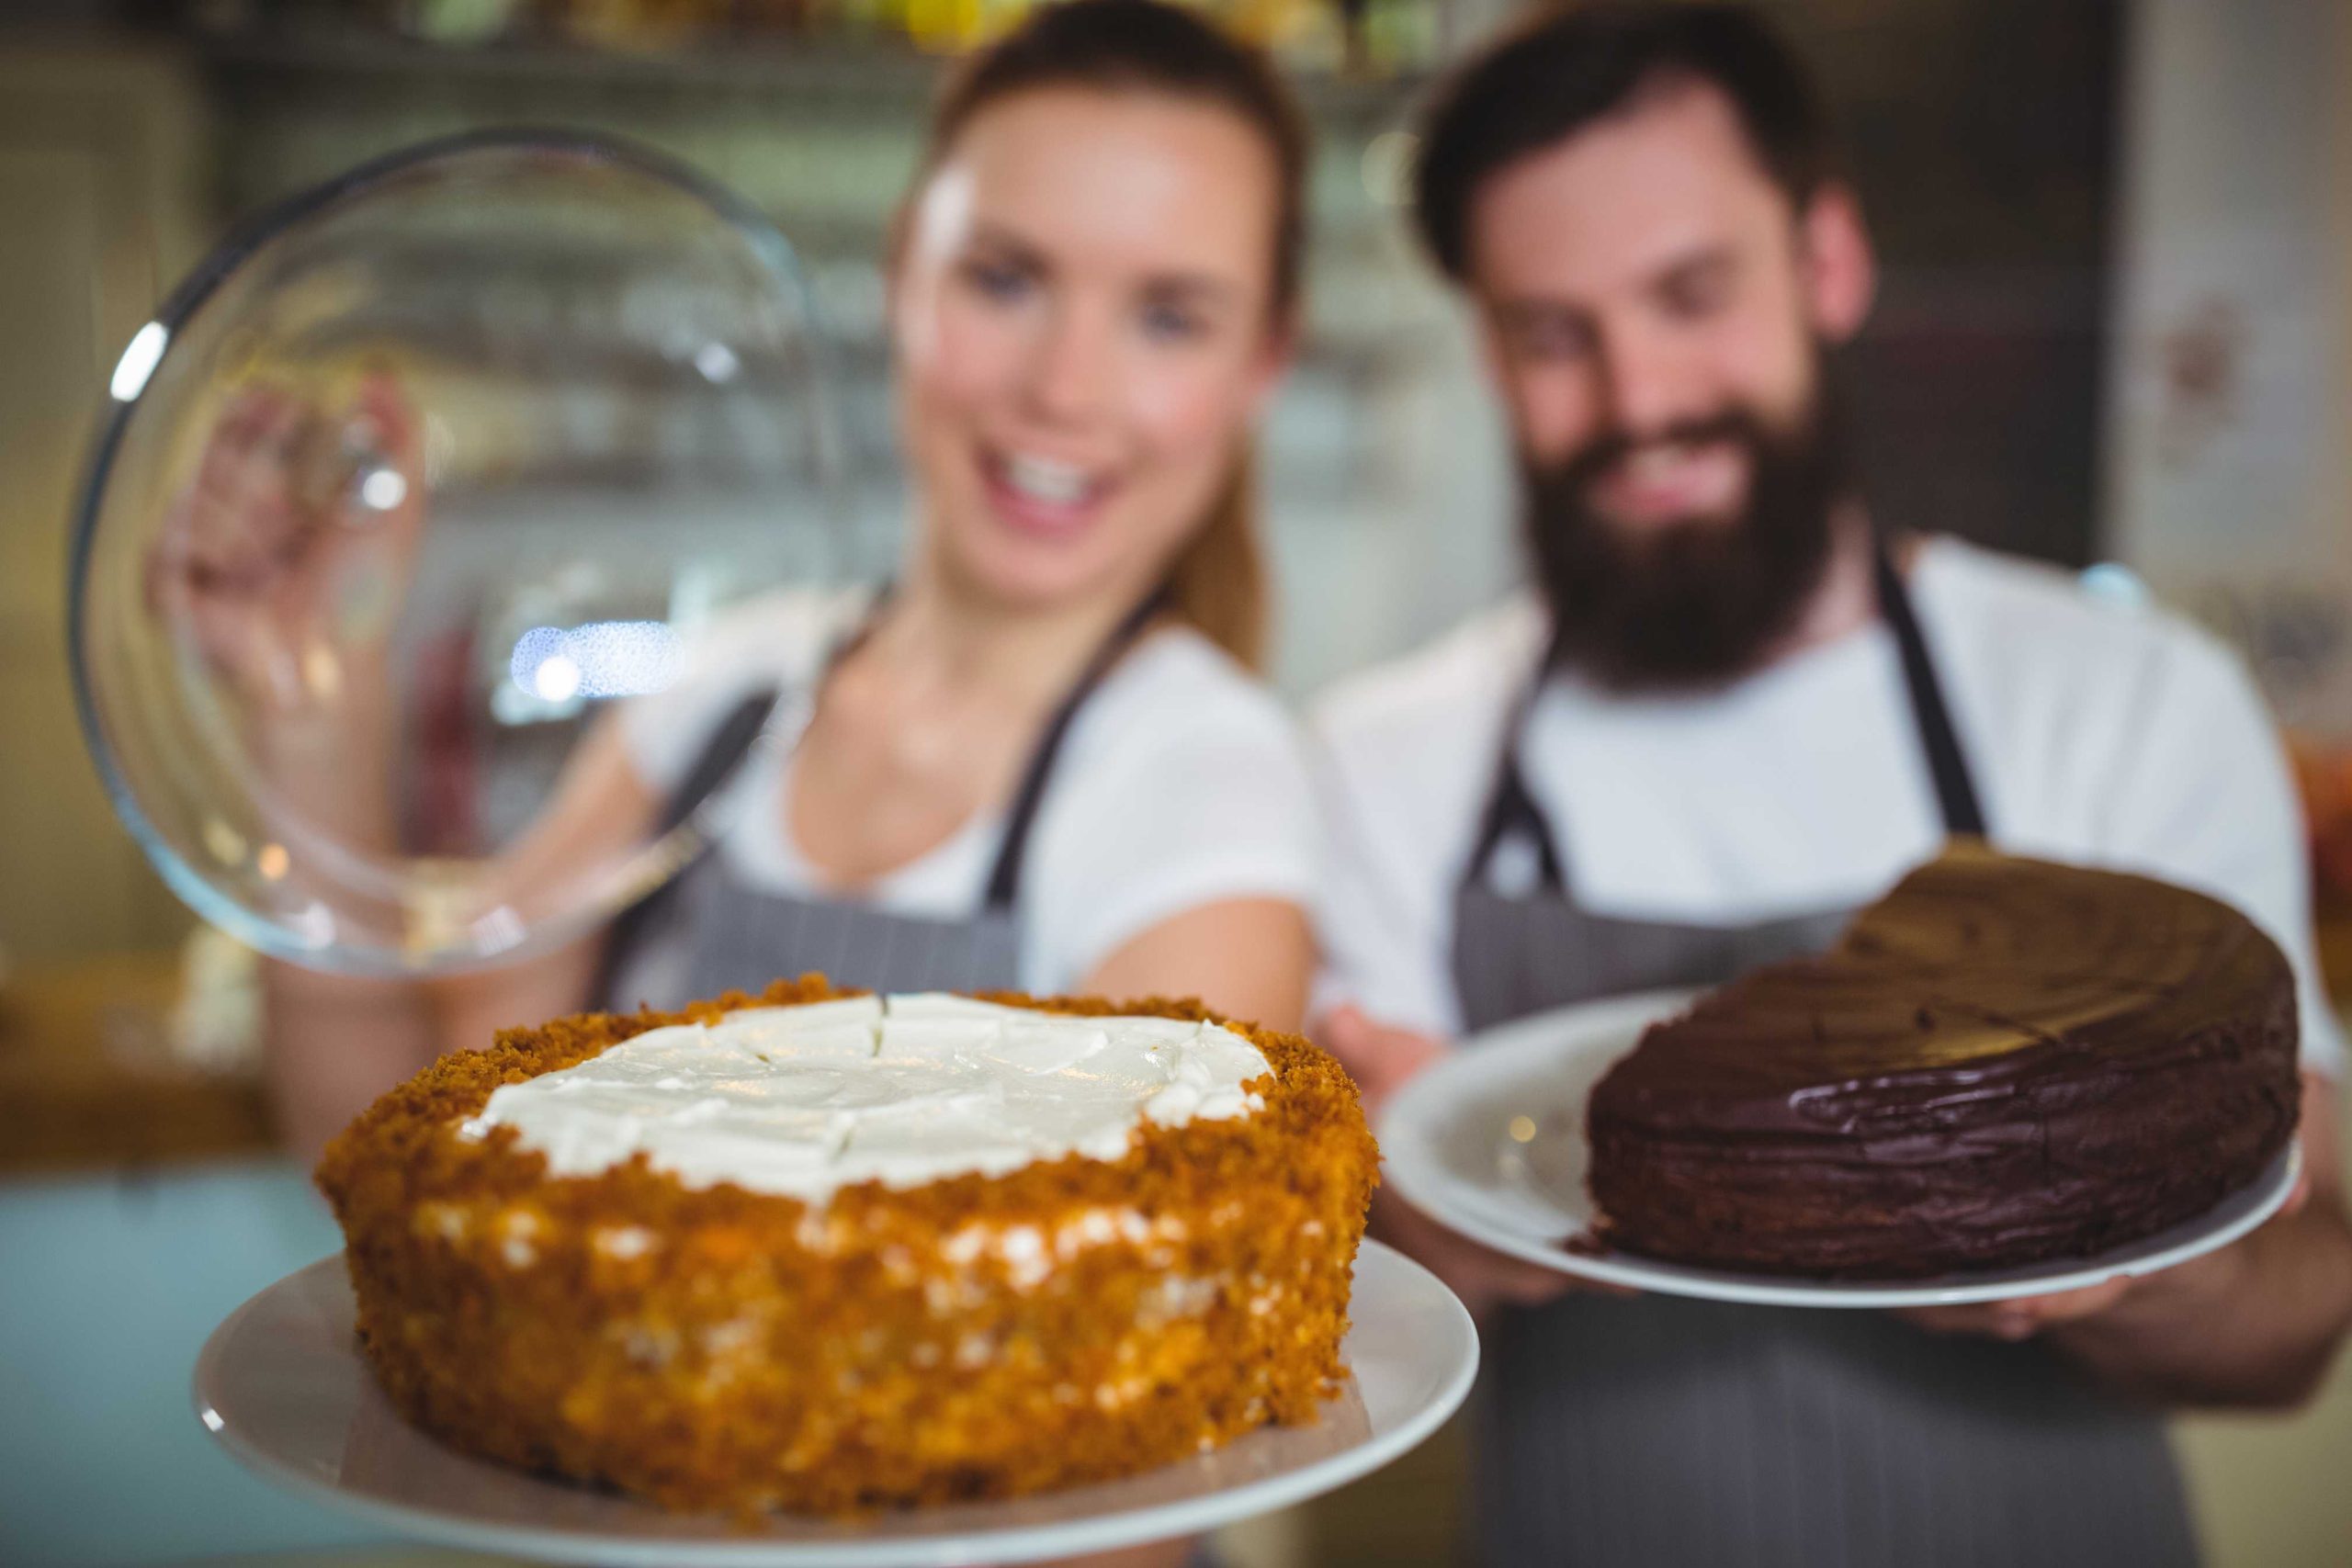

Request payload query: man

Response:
[1312,6,2352,1565]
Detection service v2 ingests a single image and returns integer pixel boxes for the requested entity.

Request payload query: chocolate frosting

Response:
[1587,845,2302,1278]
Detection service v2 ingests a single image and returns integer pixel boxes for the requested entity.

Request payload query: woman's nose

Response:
[1023,304,1115,426]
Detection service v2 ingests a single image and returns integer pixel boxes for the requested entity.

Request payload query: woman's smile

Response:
[977,445,1120,540]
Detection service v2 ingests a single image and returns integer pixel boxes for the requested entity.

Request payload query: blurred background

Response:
[2,0,2348,1563]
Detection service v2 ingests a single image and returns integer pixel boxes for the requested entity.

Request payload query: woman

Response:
[226,0,1320,1167]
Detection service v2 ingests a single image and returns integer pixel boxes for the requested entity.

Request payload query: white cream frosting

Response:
[463,994,1272,1203]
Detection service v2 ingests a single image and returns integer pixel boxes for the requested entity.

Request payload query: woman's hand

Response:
[145,373,425,719]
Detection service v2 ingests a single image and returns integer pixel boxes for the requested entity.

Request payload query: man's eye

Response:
[1518,318,1595,363]
[1661,265,1733,320]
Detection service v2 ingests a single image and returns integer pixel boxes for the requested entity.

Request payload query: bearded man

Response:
[1310,6,2352,1566]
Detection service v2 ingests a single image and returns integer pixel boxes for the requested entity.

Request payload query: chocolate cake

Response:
[1586,847,2301,1279]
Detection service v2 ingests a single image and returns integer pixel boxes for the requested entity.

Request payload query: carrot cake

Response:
[1586,848,2301,1279]
[315,979,1376,1516]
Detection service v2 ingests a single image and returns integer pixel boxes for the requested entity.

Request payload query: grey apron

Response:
[596,586,1169,1010]
[1450,538,2197,1568]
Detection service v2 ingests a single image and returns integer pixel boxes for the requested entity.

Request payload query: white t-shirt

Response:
[621,590,1318,997]
[1311,536,2346,1077]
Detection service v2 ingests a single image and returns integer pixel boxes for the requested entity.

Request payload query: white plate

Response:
[192,1240,1475,1566]
[1379,988,2303,1309]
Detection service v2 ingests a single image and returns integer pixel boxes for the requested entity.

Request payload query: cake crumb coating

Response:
[316,977,1378,1517]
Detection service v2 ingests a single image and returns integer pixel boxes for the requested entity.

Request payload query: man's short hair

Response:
[1413,3,1836,280]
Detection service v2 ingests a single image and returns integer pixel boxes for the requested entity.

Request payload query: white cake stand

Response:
[1380,987,2302,1309]
[192,1239,1475,1566]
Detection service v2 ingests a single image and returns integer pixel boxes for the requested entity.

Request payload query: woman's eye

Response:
[961,258,1034,303]
[1139,300,1208,343]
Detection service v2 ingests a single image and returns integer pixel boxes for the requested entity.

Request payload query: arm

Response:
[253,685,452,1163]
[159,383,668,1158]
[1081,897,1314,1033]
[1053,678,1325,1034]
[2048,1078,2352,1405]
[1911,1077,2352,1407]
[266,720,660,1162]
[262,726,654,1163]
[262,964,438,1166]
[163,379,453,1161]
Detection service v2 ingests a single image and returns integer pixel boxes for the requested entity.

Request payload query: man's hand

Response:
[1904,1086,2352,1409]
[1903,1165,2309,1342]
[1902,1275,2143,1343]
[1319,1004,1448,1120]
[1318,1005,1626,1319]
[1368,1185,1584,1320]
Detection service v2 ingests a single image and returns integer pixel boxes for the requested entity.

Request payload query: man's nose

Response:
[1596,324,1699,439]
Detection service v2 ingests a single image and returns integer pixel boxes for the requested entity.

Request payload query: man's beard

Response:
[1522,384,1850,694]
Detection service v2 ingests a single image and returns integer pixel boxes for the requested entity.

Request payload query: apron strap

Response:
[640,585,888,842]
[590,687,774,1008]
[1872,532,1988,838]
[979,581,1174,911]
[591,592,878,1007]
[1459,629,1572,897]
[651,692,775,838]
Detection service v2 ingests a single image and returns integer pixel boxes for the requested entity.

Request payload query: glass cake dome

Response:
[69,129,846,976]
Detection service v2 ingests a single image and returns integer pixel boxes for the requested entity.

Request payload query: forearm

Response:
[248,660,416,949]
[2047,1199,2352,1407]
[251,649,399,826]
[435,937,604,1059]
[263,931,605,1168]
[1080,898,1314,1032]
[260,959,441,1166]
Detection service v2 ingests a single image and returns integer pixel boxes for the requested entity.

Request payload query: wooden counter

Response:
[2317,902,2352,1010]
[0,952,277,1174]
